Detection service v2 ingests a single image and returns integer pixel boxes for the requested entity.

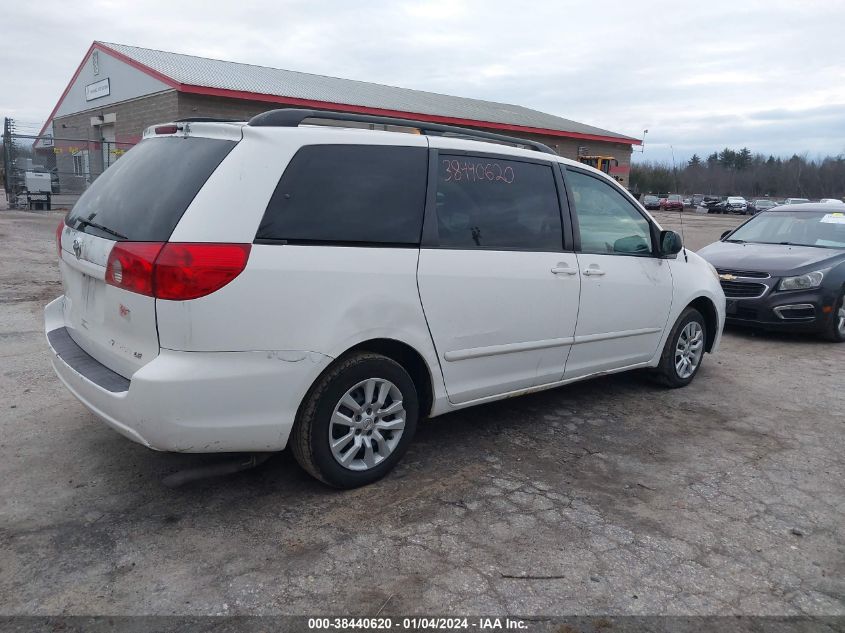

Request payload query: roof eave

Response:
[39,41,640,146]
[178,84,641,145]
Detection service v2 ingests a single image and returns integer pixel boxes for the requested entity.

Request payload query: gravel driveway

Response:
[1,208,842,620]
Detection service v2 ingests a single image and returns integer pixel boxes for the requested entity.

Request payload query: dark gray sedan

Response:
[698,204,845,341]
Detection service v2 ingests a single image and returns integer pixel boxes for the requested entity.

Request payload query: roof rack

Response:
[174,117,241,123]
[247,108,557,155]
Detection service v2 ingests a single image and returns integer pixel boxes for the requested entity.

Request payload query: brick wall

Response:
[54,90,178,144]
[52,91,178,192]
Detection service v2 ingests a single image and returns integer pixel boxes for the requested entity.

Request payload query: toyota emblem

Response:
[72,238,82,259]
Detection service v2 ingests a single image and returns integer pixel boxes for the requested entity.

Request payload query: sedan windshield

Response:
[727,211,845,248]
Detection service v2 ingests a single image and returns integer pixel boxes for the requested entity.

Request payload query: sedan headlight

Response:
[779,270,825,291]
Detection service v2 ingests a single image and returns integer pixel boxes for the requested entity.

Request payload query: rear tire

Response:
[653,307,707,388]
[290,352,419,488]
[822,290,845,343]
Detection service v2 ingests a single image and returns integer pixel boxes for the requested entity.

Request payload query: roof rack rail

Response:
[247,108,557,155]
[174,117,241,123]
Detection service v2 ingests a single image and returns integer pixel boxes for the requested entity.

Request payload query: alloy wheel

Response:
[675,321,704,379]
[329,378,406,471]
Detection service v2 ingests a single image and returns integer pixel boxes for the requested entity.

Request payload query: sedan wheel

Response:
[838,302,845,338]
[824,290,845,342]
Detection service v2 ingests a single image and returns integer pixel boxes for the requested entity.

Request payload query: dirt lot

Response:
[1,207,843,618]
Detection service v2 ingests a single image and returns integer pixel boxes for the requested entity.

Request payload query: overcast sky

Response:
[2,0,843,164]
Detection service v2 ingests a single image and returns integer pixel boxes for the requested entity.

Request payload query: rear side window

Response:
[66,137,236,241]
[256,145,427,244]
[434,155,562,251]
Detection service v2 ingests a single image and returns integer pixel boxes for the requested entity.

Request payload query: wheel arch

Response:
[338,338,436,418]
[687,296,719,352]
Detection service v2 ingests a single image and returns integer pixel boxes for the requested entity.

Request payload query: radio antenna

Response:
[670,144,688,262]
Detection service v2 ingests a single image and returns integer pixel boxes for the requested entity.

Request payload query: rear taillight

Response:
[106,242,164,296]
[154,243,251,300]
[105,242,250,300]
[56,221,64,258]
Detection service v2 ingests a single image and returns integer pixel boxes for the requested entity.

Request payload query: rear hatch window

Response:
[66,136,236,241]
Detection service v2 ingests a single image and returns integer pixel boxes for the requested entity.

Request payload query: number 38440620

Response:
[442,159,515,184]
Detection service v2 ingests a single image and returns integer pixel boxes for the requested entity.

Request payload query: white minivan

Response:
[46,109,725,488]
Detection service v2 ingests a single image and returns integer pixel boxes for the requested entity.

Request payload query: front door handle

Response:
[551,266,578,276]
[583,267,606,277]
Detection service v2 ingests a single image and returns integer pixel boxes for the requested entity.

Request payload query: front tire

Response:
[822,290,845,343]
[290,352,419,488]
[653,307,707,388]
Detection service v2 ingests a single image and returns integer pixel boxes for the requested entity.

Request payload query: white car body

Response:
[46,114,725,462]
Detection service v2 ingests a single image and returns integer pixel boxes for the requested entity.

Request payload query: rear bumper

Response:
[45,297,333,452]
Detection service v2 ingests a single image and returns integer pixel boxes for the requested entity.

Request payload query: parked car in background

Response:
[643,194,661,210]
[683,197,692,208]
[660,194,684,211]
[45,109,725,488]
[699,203,845,342]
[725,196,749,214]
[784,198,810,205]
[692,194,705,207]
[750,199,777,214]
[820,198,845,205]
[702,196,725,213]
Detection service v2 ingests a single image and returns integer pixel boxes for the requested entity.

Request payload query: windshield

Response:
[728,197,744,203]
[644,196,658,202]
[669,195,681,201]
[727,211,845,248]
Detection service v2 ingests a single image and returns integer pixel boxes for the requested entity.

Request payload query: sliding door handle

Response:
[583,268,606,277]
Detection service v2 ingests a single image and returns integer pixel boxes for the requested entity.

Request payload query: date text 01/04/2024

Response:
[307,617,528,630]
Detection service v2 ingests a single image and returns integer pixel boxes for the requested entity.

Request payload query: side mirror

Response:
[720,230,732,240]
[659,230,683,256]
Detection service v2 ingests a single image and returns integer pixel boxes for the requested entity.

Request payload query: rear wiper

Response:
[73,218,128,240]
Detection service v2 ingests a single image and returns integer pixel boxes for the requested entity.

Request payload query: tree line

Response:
[630,148,845,199]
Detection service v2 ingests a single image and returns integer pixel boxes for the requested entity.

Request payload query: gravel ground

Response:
[0,207,843,617]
